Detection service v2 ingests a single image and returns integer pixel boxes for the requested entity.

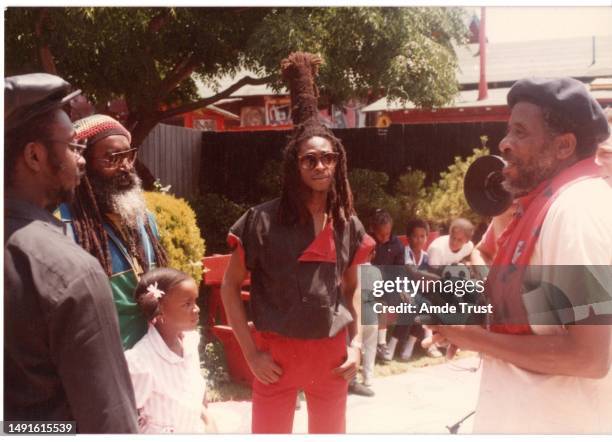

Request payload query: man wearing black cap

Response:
[4,73,138,433]
[425,77,612,433]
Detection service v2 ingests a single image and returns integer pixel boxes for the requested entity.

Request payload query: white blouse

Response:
[125,325,207,433]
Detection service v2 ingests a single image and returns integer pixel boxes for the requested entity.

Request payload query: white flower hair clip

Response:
[147,282,165,300]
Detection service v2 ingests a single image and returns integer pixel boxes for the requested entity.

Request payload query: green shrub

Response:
[188,192,247,255]
[256,159,283,203]
[349,167,431,233]
[144,191,205,284]
[349,168,398,226]
[417,146,489,230]
[199,331,230,395]
[393,167,428,229]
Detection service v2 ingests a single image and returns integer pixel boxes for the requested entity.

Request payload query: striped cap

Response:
[74,114,132,146]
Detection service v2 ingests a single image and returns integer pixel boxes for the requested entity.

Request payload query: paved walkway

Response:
[208,355,482,434]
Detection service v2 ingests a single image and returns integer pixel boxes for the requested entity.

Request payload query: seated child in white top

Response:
[125,267,213,433]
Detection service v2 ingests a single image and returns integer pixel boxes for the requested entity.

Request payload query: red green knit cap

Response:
[73,114,132,146]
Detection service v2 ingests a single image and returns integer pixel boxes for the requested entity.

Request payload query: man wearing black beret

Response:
[4,73,138,433]
[425,77,612,433]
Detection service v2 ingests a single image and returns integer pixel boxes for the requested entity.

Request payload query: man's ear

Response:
[555,133,577,160]
[22,141,48,173]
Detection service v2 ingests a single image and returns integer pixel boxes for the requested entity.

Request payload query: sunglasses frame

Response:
[95,147,139,168]
[297,152,340,170]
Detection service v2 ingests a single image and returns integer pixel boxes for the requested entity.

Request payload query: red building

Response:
[179,35,612,131]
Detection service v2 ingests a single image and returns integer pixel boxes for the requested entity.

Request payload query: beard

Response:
[46,146,84,209]
[501,142,562,196]
[89,169,147,229]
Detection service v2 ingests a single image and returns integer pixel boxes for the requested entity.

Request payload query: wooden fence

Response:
[200,122,508,204]
[139,121,508,202]
[139,124,203,198]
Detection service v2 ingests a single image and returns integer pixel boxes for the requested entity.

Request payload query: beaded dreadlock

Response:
[277,52,354,231]
[68,115,167,277]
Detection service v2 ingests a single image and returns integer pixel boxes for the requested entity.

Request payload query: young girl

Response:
[125,267,213,433]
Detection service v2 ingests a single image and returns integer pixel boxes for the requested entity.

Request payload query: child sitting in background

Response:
[384,219,440,360]
[368,210,405,366]
[125,267,214,433]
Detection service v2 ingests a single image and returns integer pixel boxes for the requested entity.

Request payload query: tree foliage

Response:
[5,6,468,149]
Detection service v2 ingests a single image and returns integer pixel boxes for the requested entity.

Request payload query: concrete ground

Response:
[208,355,482,434]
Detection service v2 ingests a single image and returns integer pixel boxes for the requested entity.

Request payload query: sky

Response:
[468,6,612,43]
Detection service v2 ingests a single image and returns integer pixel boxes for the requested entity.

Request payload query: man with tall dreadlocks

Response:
[58,115,168,349]
[221,52,375,434]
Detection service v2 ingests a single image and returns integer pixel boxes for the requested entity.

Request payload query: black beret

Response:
[4,73,81,133]
[507,77,610,146]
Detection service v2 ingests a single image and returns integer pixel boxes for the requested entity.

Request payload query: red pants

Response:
[251,329,348,434]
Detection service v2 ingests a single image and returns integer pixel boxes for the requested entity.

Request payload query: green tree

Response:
[5,7,467,159]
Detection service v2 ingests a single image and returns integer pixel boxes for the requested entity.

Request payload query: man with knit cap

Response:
[425,77,612,433]
[58,114,168,350]
[5,74,138,432]
[221,53,375,434]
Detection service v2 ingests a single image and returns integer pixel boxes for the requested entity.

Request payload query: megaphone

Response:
[464,155,513,217]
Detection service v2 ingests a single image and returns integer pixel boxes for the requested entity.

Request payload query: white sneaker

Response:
[426,346,443,358]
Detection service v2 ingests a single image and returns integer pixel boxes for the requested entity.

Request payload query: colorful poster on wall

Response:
[241,106,266,127]
[193,119,217,131]
[265,98,292,126]
[318,99,365,129]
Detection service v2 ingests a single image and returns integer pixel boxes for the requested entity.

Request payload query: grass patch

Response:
[207,380,252,403]
[372,349,477,379]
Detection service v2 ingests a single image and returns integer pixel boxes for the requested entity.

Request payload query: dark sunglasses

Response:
[94,147,138,168]
[298,152,340,170]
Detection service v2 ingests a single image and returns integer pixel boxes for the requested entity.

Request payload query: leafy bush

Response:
[199,332,230,396]
[144,191,205,284]
[349,168,397,227]
[393,167,428,229]
[349,167,430,233]
[188,192,247,255]
[256,159,283,203]
[417,146,489,230]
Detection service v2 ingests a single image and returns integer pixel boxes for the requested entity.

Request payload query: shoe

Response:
[376,344,391,363]
[426,346,443,358]
[348,383,375,397]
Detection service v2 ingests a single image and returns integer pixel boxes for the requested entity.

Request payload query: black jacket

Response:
[4,197,138,433]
